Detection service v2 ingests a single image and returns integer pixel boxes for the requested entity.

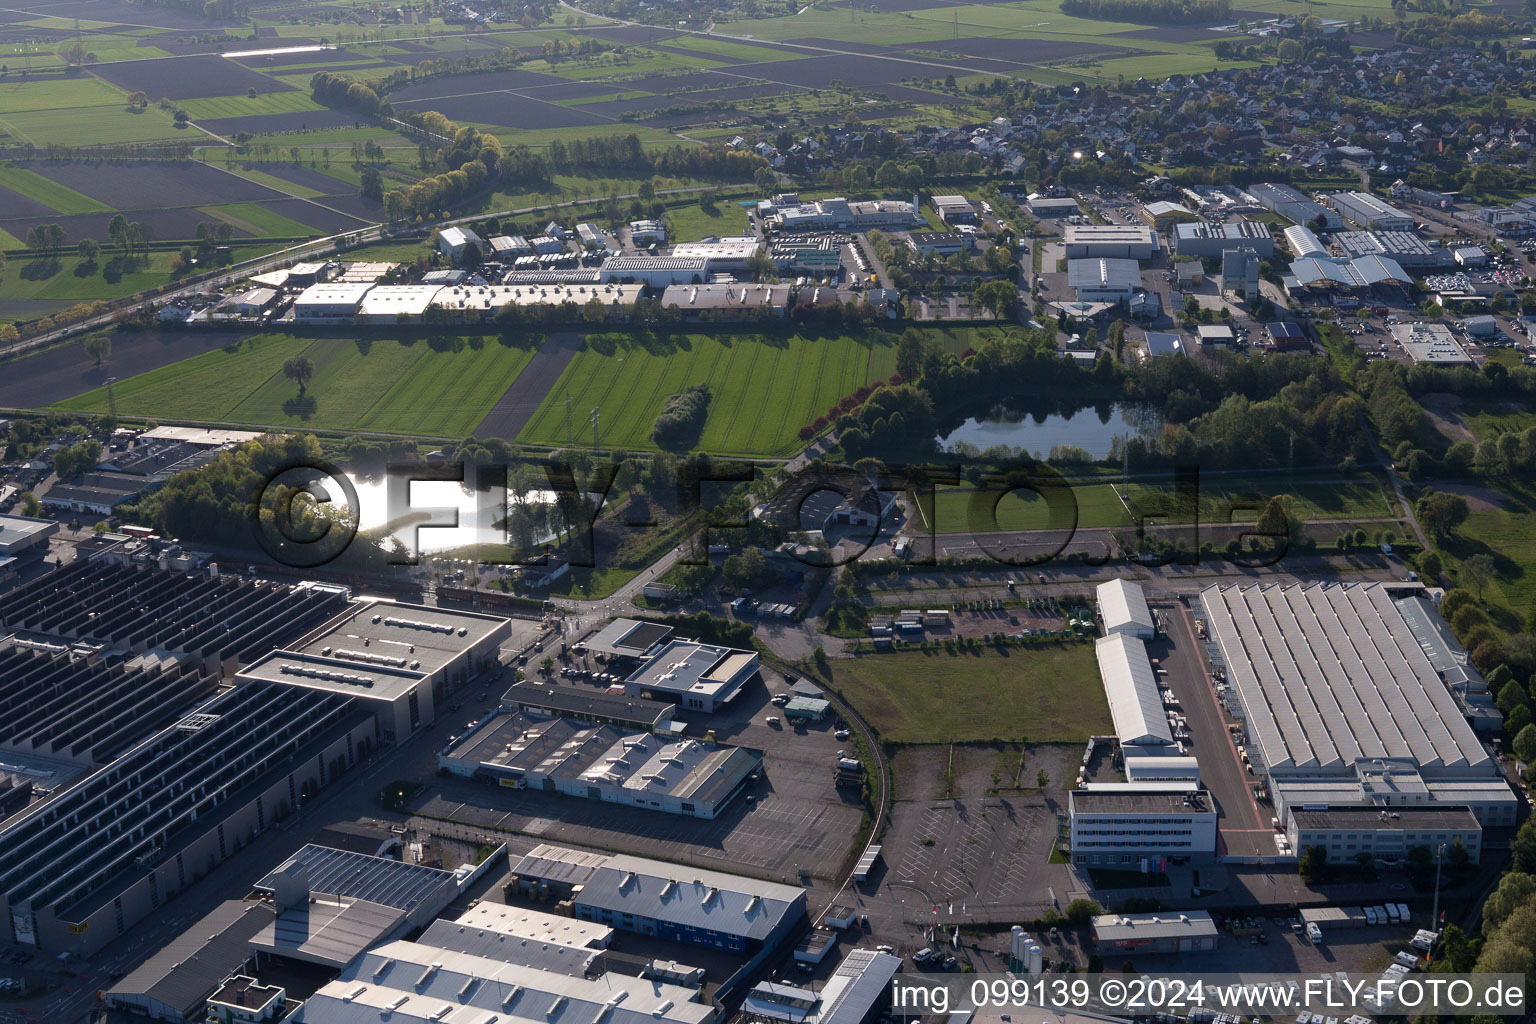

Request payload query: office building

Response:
[624,639,759,712]
[1287,805,1482,865]
[1091,911,1218,954]
[1068,786,1218,865]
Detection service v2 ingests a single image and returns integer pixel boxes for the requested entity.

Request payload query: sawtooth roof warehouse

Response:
[1200,582,1517,855]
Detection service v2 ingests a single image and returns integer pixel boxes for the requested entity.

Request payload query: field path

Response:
[474,331,584,441]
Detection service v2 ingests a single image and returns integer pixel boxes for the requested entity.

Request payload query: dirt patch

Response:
[1424,482,1508,513]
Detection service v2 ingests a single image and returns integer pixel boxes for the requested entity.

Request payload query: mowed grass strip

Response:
[518,331,881,456]
[0,166,113,215]
[55,334,316,421]
[179,92,326,119]
[56,335,540,437]
[0,76,131,112]
[201,202,321,236]
[0,105,187,147]
[828,644,1108,744]
[356,338,539,436]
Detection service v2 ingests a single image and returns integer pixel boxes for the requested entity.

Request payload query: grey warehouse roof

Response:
[1200,583,1493,776]
[1093,910,1217,942]
[106,900,274,1020]
[1067,258,1141,291]
[577,852,805,941]
[256,845,455,911]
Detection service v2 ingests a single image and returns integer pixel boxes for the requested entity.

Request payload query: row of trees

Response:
[1060,0,1230,23]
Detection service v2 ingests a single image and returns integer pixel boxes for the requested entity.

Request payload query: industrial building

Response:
[438,711,762,819]
[0,677,374,955]
[630,219,666,245]
[1335,230,1452,269]
[511,846,806,955]
[105,900,276,1023]
[354,284,445,323]
[41,470,148,515]
[1141,332,1184,358]
[1095,633,1172,748]
[930,194,977,224]
[671,237,762,271]
[599,256,709,286]
[436,226,483,264]
[1288,253,1411,290]
[659,283,791,319]
[291,282,373,320]
[500,681,678,732]
[237,600,510,741]
[1097,579,1154,639]
[1267,321,1307,349]
[1284,224,1329,259]
[1329,192,1414,231]
[0,514,57,557]
[1287,805,1482,865]
[1091,910,1219,955]
[1067,258,1142,301]
[290,935,716,1024]
[1063,225,1160,260]
[587,618,674,659]
[761,195,922,232]
[1392,322,1475,366]
[1026,195,1081,218]
[1141,201,1197,229]
[1170,221,1274,259]
[250,844,464,969]
[1068,787,1219,865]
[624,639,759,712]
[1221,248,1261,301]
[1250,182,1342,228]
[743,948,902,1024]
[435,282,642,318]
[1199,582,1516,841]
[904,231,971,257]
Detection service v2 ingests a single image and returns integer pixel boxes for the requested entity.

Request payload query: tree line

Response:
[1060,0,1231,24]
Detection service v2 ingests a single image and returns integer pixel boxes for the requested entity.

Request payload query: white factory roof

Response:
[1330,191,1411,224]
[1067,258,1141,291]
[671,239,761,260]
[1124,755,1201,782]
[292,281,372,308]
[1283,225,1328,258]
[1392,322,1473,365]
[356,285,444,318]
[576,852,804,942]
[1098,579,1154,635]
[450,903,612,949]
[432,282,641,311]
[1093,910,1216,942]
[1288,254,1410,288]
[1200,583,1493,775]
[1093,633,1173,747]
[1063,224,1157,245]
[291,939,714,1024]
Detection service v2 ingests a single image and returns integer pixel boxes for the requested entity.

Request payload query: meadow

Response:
[56,333,539,437]
[827,643,1108,744]
[517,330,888,457]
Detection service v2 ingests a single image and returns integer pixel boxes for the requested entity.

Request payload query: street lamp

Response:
[1430,842,1446,932]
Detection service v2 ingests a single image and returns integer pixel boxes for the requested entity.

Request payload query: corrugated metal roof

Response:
[1097,579,1154,634]
[107,900,274,1019]
[1093,633,1172,747]
[256,845,454,912]
[577,853,804,941]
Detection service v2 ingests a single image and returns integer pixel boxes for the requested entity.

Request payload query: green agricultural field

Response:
[517,331,888,457]
[1435,479,1536,626]
[0,103,187,147]
[0,76,131,112]
[179,92,327,119]
[0,247,271,324]
[57,334,539,437]
[828,643,1108,743]
[0,166,111,215]
[216,165,329,198]
[200,203,322,237]
[662,194,754,242]
[915,473,1397,535]
[656,34,807,61]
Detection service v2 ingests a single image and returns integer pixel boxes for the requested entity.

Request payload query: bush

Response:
[650,384,710,447]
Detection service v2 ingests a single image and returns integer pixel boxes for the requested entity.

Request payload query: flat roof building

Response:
[1250,182,1341,229]
[1289,805,1482,864]
[1329,192,1414,231]
[1336,230,1451,269]
[501,681,677,732]
[1170,220,1274,259]
[1091,910,1218,954]
[1200,582,1515,833]
[931,194,976,223]
[1393,322,1474,366]
[0,514,57,557]
[354,284,444,323]
[570,850,806,954]
[438,711,762,818]
[587,618,674,658]
[291,281,372,320]
[600,256,709,286]
[1069,786,1218,865]
[1063,225,1160,260]
[625,639,759,712]
[1067,258,1141,301]
[436,225,483,264]
[671,237,761,270]
[105,900,275,1024]
[659,283,790,319]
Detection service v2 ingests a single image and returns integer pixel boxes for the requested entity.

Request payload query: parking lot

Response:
[414,669,863,885]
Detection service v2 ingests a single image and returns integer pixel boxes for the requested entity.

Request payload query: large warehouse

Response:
[511,845,807,955]
[1199,582,1516,846]
[1329,192,1414,231]
[1250,182,1341,229]
[438,711,762,818]
[624,638,760,712]
[1067,258,1142,301]
[1094,633,1172,748]
[1063,225,1160,260]
[1170,221,1274,260]
[1335,230,1452,269]
[1097,579,1154,639]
